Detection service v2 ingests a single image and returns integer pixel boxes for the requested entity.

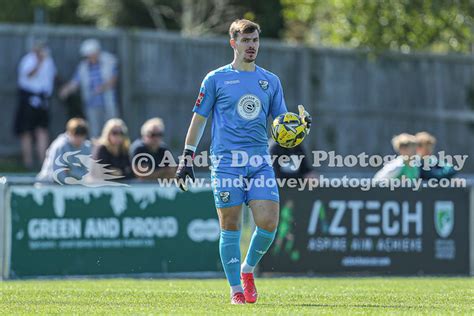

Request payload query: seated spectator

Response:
[416,131,456,180]
[374,133,419,181]
[130,118,176,180]
[37,118,91,183]
[92,118,133,180]
[269,140,315,179]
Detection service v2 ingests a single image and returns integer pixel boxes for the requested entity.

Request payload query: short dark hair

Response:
[66,118,88,136]
[229,19,261,40]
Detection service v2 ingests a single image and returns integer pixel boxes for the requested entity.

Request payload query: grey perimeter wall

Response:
[1,24,473,173]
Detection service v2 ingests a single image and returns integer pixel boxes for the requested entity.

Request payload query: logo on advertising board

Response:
[187,219,220,242]
[434,201,454,238]
[305,199,424,267]
[433,201,455,260]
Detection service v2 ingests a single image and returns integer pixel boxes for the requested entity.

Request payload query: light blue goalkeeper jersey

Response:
[193,64,288,167]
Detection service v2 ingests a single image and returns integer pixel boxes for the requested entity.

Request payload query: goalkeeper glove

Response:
[298,104,312,133]
[175,148,195,192]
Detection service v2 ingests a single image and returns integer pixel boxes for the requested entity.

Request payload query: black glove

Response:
[175,149,195,192]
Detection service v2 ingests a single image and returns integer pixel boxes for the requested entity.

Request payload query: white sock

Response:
[241,261,255,274]
[231,285,243,295]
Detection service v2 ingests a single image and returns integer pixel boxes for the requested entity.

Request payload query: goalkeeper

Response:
[176,19,311,305]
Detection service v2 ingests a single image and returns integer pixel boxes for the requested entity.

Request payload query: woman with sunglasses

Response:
[92,118,133,181]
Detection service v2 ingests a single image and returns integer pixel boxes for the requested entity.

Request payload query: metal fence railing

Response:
[1,24,473,172]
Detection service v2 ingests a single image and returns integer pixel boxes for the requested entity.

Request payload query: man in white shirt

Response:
[14,40,57,170]
[59,39,118,138]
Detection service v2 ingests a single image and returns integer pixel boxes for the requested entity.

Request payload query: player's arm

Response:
[176,73,215,191]
[271,77,312,132]
[270,78,288,119]
[175,113,208,191]
[185,113,207,150]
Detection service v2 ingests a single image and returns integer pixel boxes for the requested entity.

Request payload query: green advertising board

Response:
[7,184,221,278]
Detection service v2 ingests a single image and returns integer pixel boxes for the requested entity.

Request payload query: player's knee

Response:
[217,205,242,230]
[220,221,240,231]
[219,214,241,230]
[258,218,278,232]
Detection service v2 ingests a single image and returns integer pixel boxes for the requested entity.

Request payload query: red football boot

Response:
[241,273,258,303]
[231,292,246,305]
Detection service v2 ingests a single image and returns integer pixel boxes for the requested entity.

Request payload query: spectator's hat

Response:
[80,39,101,57]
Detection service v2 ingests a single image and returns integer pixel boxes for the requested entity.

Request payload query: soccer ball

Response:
[271,112,307,148]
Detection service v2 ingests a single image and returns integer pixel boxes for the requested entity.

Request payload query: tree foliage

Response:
[77,0,282,37]
[0,0,87,25]
[0,0,471,53]
[282,0,474,53]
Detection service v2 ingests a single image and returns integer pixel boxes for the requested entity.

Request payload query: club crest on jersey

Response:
[219,191,230,203]
[259,80,269,90]
[237,94,261,120]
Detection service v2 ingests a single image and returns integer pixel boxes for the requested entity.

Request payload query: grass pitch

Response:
[1,277,472,314]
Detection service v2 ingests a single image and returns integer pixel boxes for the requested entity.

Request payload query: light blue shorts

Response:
[211,163,280,208]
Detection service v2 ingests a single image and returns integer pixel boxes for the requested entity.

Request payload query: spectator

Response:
[92,118,133,180]
[269,140,315,179]
[416,131,456,180]
[59,39,118,138]
[374,133,419,181]
[15,40,57,170]
[37,118,91,183]
[130,118,176,180]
